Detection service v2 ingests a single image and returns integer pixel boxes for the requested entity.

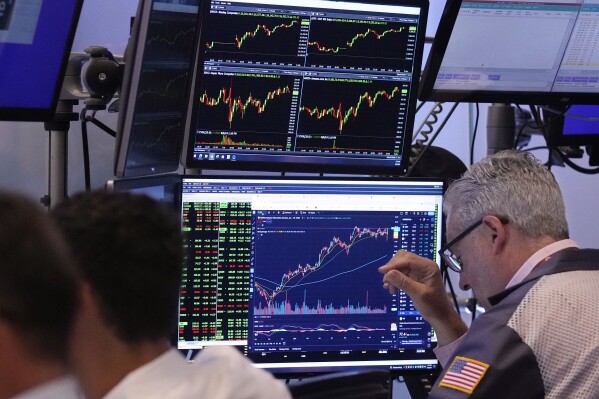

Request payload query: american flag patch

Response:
[439,356,489,394]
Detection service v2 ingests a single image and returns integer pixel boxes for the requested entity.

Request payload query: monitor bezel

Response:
[181,0,430,176]
[0,0,84,122]
[418,0,599,105]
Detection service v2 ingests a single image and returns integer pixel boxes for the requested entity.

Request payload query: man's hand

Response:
[379,250,468,346]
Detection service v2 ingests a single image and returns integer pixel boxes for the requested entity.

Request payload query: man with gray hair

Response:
[379,150,599,398]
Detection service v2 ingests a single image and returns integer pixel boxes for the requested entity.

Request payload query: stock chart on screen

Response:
[177,177,442,374]
[183,0,428,175]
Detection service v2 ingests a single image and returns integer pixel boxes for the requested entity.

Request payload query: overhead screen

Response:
[0,0,83,121]
[419,0,599,105]
[177,176,443,375]
[182,0,429,175]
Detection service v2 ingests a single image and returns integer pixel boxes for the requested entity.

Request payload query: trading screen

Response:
[178,178,442,373]
[433,0,599,94]
[185,0,426,174]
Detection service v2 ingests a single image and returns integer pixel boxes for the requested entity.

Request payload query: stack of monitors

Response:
[176,176,443,375]
[112,0,436,378]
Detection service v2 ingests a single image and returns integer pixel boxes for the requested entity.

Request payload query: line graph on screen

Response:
[252,215,396,315]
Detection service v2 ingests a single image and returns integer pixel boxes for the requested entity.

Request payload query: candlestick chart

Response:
[297,79,407,153]
[195,74,296,149]
[306,19,416,70]
[202,13,303,63]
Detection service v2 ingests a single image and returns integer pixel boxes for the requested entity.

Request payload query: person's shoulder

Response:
[191,347,292,399]
[194,345,246,362]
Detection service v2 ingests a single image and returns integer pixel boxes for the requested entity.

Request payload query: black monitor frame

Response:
[419,0,599,105]
[0,0,83,121]
[182,0,429,176]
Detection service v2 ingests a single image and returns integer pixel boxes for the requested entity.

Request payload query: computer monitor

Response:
[182,0,429,175]
[545,105,599,146]
[178,176,443,375]
[0,0,83,121]
[114,0,200,178]
[419,0,599,105]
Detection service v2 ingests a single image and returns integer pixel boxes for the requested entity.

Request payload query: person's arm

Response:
[378,250,467,346]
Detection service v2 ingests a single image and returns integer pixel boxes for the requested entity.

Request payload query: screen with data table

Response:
[419,0,599,104]
[183,0,428,175]
[177,177,443,375]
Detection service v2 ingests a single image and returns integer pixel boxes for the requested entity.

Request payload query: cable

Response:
[80,108,92,192]
[407,102,459,176]
[514,120,538,150]
[415,100,427,114]
[524,146,550,153]
[83,114,117,137]
[79,108,118,191]
[513,105,537,150]
[552,147,599,174]
[469,103,479,165]
[412,102,443,146]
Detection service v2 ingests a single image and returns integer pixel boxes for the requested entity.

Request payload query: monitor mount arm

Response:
[42,47,123,209]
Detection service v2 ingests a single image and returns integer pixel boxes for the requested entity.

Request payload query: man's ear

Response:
[482,215,508,255]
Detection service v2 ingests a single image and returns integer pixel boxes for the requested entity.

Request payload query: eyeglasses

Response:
[438,217,508,273]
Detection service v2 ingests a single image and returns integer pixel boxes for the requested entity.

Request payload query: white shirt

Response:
[104,347,291,399]
[11,376,82,399]
[434,239,579,368]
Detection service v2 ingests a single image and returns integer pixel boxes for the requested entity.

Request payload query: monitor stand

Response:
[43,100,78,209]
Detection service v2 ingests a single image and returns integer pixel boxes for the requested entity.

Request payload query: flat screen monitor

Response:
[545,104,599,146]
[0,0,83,121]
[114,0,200,178]
[419,0,599,105]
[182,0,429,175]
[178,176,443,375]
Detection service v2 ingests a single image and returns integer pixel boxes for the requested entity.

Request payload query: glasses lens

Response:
[441,252,462,273]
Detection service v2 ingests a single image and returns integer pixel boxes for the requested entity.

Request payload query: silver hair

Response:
[444,149,569,240]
